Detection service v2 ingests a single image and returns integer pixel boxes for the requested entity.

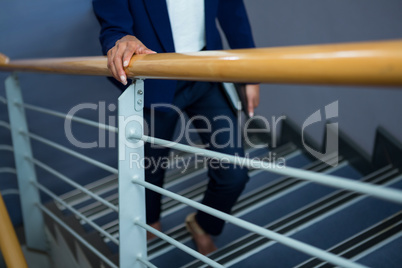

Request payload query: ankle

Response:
[185,213,217,255]
[147,221,161,240]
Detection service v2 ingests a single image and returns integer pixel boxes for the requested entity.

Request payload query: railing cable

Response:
[38,203,118,268]
[132,178,366,268]
[0,189,19,197]
[0,121,11,130]
[135,134,402,204]
[136,256,158,268]
[29,157,118,212]
[20,102,117,133]
[32,181,119,245]
[0,145,13,152]
[0,167,16,175]
[135,220,224,268]
[25,132,118,174]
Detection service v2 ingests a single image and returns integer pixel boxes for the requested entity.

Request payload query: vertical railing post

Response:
[5,73,47,251]
[118,79,147,267]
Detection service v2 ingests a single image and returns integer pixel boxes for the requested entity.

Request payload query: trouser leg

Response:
[143,107,178,224]
[185,82,249,236]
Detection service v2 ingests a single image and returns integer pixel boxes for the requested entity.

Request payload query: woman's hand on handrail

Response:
[107,35,156,85]
[0,53,9,65]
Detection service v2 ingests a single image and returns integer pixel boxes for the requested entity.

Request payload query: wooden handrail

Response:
[0,192,28,268]
[0,40,402,86]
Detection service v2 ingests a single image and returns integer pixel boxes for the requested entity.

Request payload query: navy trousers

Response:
[143,81,249,236]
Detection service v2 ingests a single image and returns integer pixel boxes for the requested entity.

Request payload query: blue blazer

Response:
[93,0,255,107]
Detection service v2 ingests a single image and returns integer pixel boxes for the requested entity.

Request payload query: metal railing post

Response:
[118,79,147,267]
[5,74,47,251]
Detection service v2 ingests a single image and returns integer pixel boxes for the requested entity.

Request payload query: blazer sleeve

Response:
[92,0,134,55]
[217,0,256,49]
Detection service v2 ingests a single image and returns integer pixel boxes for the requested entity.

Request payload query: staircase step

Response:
[43,202,116,268]
[354,226,402,268]
[297,211,402,268]
[231,177,402,268]
[181,165,397,268]
[148,155,347,265]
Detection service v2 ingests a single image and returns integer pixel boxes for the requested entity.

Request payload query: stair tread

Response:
[181,166,397,267]
[297,211,402,268]
[230,180,402,268]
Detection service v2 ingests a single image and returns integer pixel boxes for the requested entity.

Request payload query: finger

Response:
[122,44,136,68]
[107,49,119,82]
[136,44,156,55]
[114,44,127,85]
[253,91,260,107]
[254,97,260,107]
[248,97,255,118]
[144,48,157,54]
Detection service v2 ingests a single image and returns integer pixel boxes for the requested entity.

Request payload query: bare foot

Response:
[185,213,217,255]
[147,221,161,240]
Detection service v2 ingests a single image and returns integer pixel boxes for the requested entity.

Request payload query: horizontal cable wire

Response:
[32,181,119,245]
[136,256,158,268]
[37,203,118,268]
[0,189,19,196]
[0,167,16,174]
[136,134,402,204]
[29,157,118,212]
[0,96,116,132]
[25,132,117,174]
[0,145,13,152]
[135,220,224,268]
[132,178,366,268]
[20,102,118,133]
[0,121,11,130]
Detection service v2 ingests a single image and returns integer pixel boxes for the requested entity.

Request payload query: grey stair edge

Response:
[350,230,402,265]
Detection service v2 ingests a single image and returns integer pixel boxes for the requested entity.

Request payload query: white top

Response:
[166,0,206,53]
